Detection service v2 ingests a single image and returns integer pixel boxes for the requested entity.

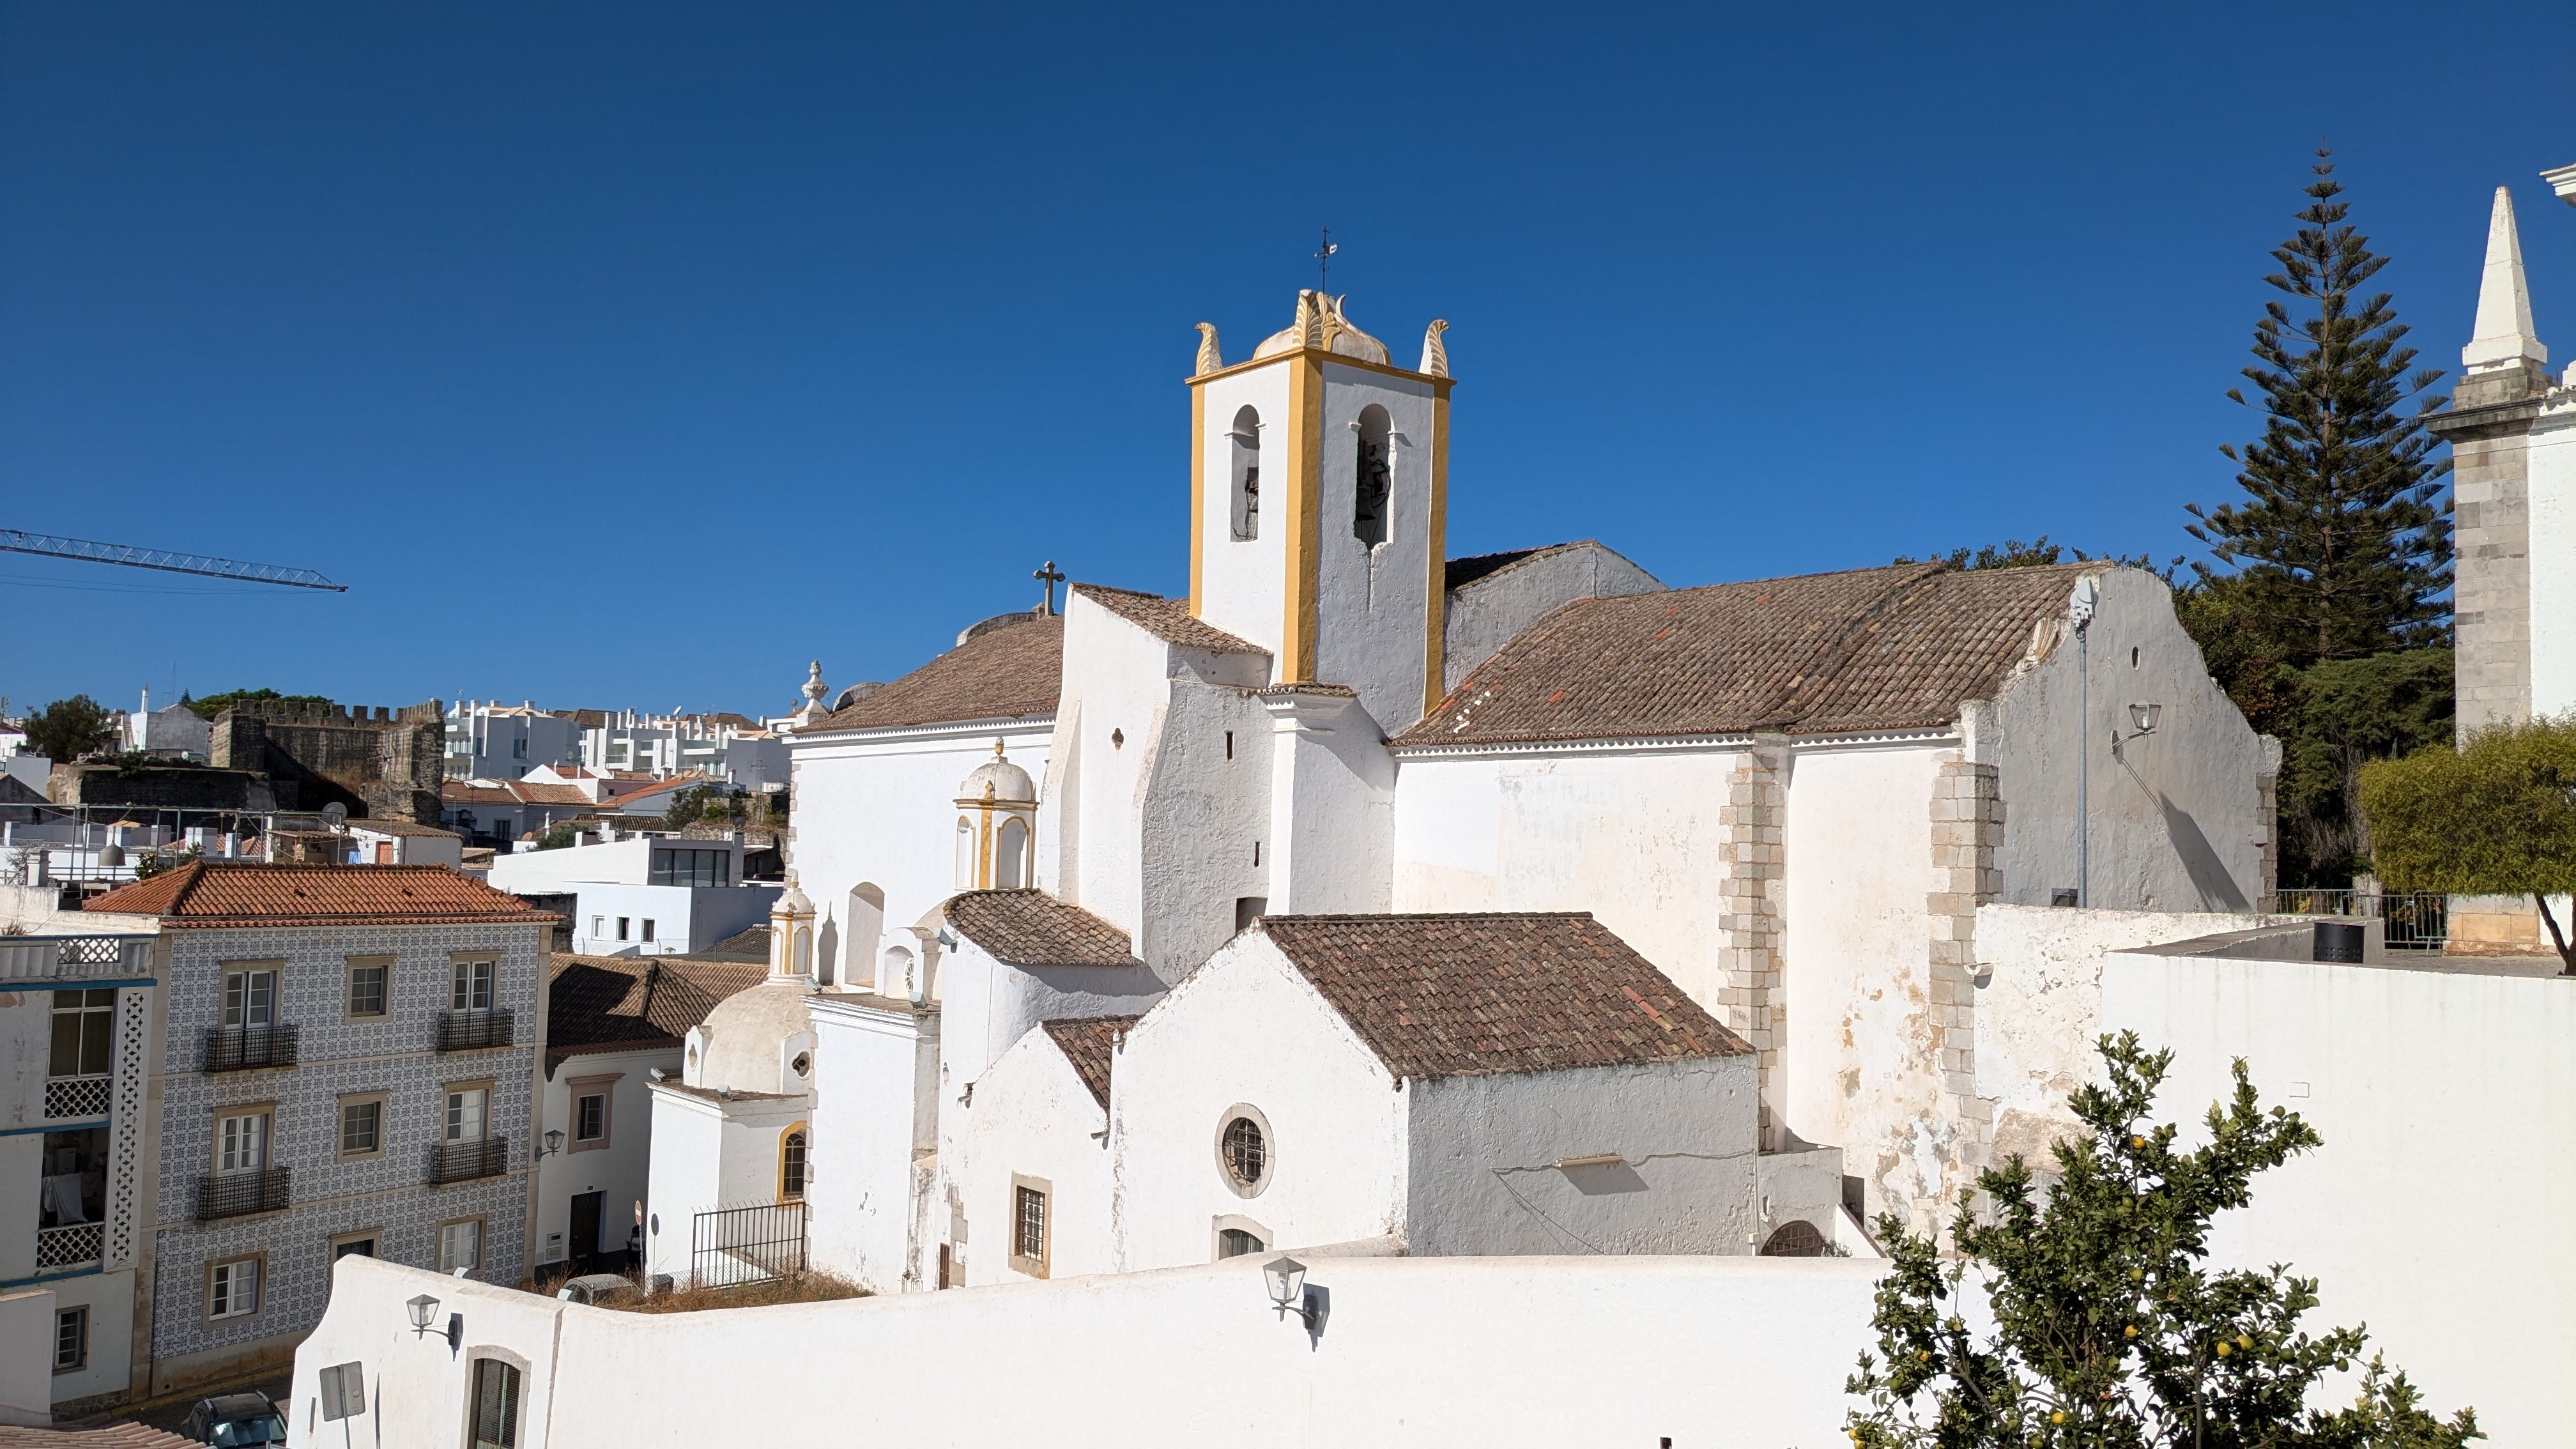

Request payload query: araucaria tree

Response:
[2188,150,2452,668]
[1845,1033,2477,1447]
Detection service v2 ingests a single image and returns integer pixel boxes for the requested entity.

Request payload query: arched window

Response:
[995,818,1029,889]
[779,1126,808,1202]
[882,945,916,1000]
[954,816,976,889]
[1758,1220,1827,1257]
[846,883,884,990]
[1229,405,1262,540]
[792,926,812,978]
[1353,404,1391,546]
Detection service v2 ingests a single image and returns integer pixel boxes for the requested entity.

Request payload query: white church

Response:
[641,288,2276,1291]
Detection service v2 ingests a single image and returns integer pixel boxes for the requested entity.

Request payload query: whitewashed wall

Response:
[1975,569,2269,912]
[536,1045,672,1270]
[1138,677,1275,972]
[294,1251,1886,1449]
[946,1024,1113,1284]
[1265,692,1395,918]
[1440,542,1664,693]
[1310,360,1441,733]
[804,996,937,1292]
[2527,402,2576,720]
[640,1084,804,1279]
[790,721,1052,988]
[1404,1057,1768,1257]
[1193,361,1296,666]
[1044,595,1179,954]
[2101,948,2570,1445]
[1109,935,1404,1269]
[1779,740,1949,1168]
[932,935,1163,1090]
[1391,747,1744,1007]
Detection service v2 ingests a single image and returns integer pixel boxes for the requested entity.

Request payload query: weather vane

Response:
[1315,226,1337,292]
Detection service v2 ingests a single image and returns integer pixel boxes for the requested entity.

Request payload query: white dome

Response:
[958,743,1036,804]
[1252,291,1391,364]
[690,978,815,1094]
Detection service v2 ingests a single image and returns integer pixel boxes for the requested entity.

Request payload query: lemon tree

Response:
[1844,1033,2476,1448]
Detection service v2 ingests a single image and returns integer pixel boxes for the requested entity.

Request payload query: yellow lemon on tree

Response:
[2216,1341,2232,1358]
[2124,1325,2138,1338]
[2052,1411,2067,1425]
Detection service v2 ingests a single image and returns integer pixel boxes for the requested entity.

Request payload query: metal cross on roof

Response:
[1034,559,1066,616]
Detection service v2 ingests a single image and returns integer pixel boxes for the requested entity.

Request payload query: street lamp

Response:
[537,1129,565,1160]
[2128,702,2163,736]
[407,1294,461,1351]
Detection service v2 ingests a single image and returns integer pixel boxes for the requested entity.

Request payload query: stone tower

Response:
[2425,180,2576,738]
[1184,292,1453,732]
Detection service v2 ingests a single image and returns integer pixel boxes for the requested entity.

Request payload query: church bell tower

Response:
[1185,291,1453,732]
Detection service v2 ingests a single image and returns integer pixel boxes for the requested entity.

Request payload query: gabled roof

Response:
[1041,1015,1139,1108]
[88,862,560,928]
[546,952,769,1062]
[1255,912,1747,1080]
[1398,562,2100,747]
[946,889,1144,969]
[807,615,1064,733]
[442,780,595,808]
[1071,583,1266,655]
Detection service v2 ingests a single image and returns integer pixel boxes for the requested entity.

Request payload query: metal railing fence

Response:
[2260,890,2449,951]
[689,1202,807,1287]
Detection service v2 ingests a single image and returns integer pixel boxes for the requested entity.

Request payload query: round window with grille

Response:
[1213,1105,1272,1198]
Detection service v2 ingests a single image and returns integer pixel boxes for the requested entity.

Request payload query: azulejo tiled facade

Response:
[151,919,545,1376]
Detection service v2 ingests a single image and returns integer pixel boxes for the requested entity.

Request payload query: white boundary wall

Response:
[2103,949,2573,1443]
[294,1254,1882,1448]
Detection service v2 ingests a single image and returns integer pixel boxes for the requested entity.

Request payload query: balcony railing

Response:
[197,1167,290,1221]
[35,1221,104,1273]
[44,1074,113,1119]
[437,1009,514,1052]
[429,1137,510,1186]
[2261,890,2450,951]
[203,1023,299,1072]
[0,933,150,985]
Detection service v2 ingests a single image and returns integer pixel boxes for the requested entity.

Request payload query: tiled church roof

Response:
[808,615,1064,733]
[1257,912,1745,1080]
[88,862,560,928]
[1071,583,1266,655]
[1397,562,2101,747]
[1041,1015,1140,1108]
[946,889,1145,969]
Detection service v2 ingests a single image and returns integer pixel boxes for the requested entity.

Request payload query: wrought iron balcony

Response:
[429,1137,510,1186]
[35,1221,104,1273]
[44,1073,112,1119]
[203,1023,298,1072]
[437,1008,514,1052]
[197,1167,290,1220]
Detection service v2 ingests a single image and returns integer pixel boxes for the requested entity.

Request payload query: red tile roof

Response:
[946,890,1143,968]
[88,862,561,928]
[1041,1015,1138,1108]
[1397,562,2101,747]
[808,615,1063,732]
[1072,583,1266,655]
[1255,912,1747,1079]
[442,780,595,807]
[547,952,768,1061]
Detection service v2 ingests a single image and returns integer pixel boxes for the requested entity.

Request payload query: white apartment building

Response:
[488,836,780,957]
[444,702,581,782]
[580,712,788,792]
[0,898,158,1419]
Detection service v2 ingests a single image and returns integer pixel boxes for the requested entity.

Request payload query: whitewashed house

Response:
[489,833,779,957]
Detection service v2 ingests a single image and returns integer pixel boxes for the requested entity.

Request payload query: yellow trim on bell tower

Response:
[1188,383,1207,617]
[1281,352,1324,681]
[1422,388,1450,715]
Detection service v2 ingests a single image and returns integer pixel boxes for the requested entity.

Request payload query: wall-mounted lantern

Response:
[1262,1255,1322,1331]
[406,1293,461,1351]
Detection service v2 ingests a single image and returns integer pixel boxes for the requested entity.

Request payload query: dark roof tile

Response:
[807,616,1063,732]
[1071,584,1266,655]
[946,889,1143,968]
[1040,1015,1138,1108]
[88,862,559,928]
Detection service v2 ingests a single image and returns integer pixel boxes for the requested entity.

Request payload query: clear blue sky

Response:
[4,2,2568,717]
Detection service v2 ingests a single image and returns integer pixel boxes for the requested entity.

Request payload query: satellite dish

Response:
[2067,576,2099,630]
[321,802,349,828]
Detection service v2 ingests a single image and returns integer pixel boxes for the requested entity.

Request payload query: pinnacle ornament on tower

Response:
[2461,187,2552,404]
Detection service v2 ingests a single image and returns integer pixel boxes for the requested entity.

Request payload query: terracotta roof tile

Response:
[1256,912,1747,1079]
[808,616,1063,732]
[945,889,1143,968]
[88,862,561,928]
[546,952,768,1058]
[1041,1015,1138,1108]
[346,818,461,837]
[1071,583,1267,655]
[1397,562,2100,747]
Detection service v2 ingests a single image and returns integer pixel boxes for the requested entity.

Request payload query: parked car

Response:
[181,1392,288,1446]
[556,1272,637,1305]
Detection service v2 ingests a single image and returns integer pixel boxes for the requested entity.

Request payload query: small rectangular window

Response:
[440,1218,484,1274]
[446,1087,489,1143]
[216,1112,270,1173]
[592,916,605,939]
[209,1257,261,1319]
[340,1099,382,1157]
[451,960,494,1011]
[348,962,388,1019]
[1009,1174,1051,1278]
[470,1356,520,1449]
[575,1093,606,1142]
[222,970,276,1028]
[54,1307,87,1371]
[641,919,655,943]
[49,989,115,1077]
[617,918,630,942]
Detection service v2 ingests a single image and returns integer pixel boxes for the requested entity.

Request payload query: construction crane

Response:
[0,528,347,592]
